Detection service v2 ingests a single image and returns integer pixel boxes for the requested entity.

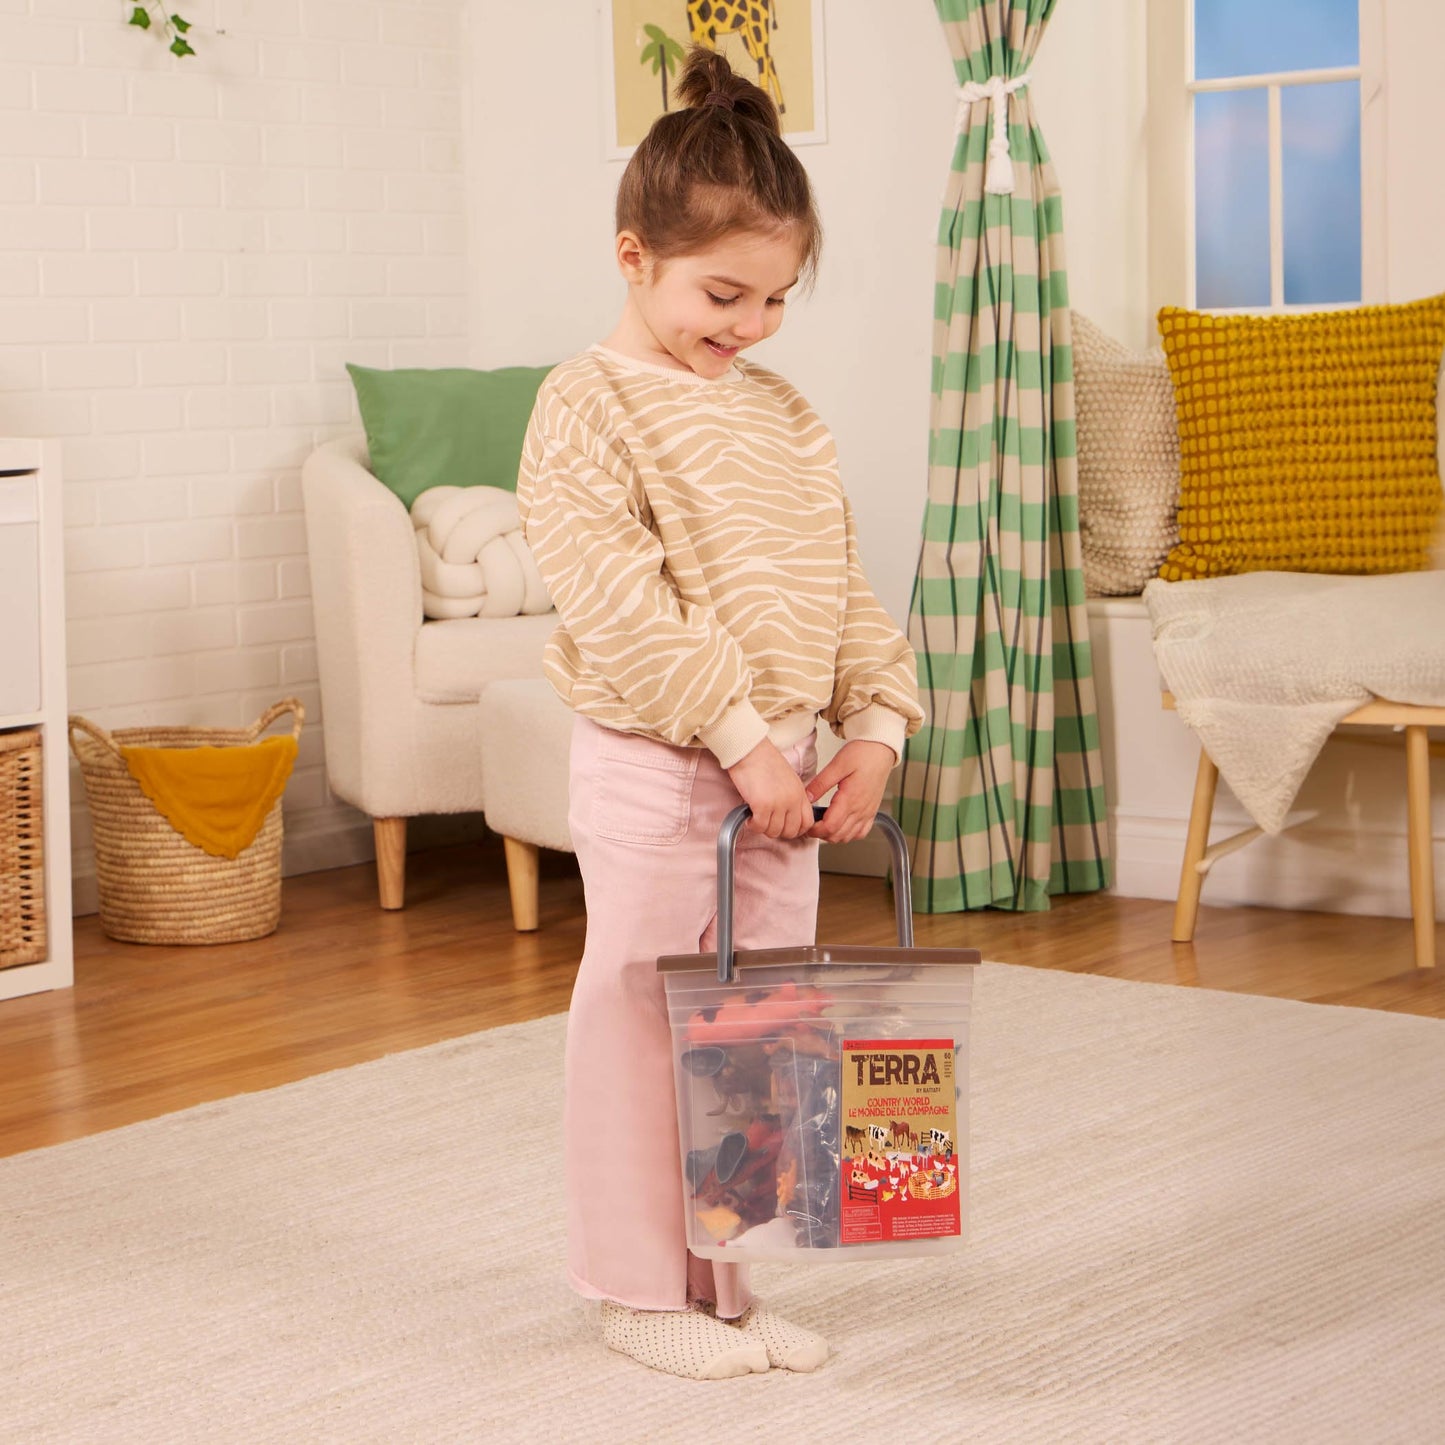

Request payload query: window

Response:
[1147,0,1386,314]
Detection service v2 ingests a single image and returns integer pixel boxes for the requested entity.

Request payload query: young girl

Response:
[517,49,923,1380]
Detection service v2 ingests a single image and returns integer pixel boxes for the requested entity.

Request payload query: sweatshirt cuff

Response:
[699,700,771,770]
[840,704,909,765]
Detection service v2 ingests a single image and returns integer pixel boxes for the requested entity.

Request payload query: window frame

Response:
[1146,0,1387,318]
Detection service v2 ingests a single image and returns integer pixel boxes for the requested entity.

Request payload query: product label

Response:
[839,1038,961,1245]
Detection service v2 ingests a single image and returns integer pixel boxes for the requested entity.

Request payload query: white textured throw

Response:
[411,485,552,620]
[955,73,1030,195]
[1145,571,1445,833]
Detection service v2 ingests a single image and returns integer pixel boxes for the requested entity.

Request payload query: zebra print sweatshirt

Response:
[516,345,923,769]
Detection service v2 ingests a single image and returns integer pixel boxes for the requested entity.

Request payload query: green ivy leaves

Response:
[127,4,196,58]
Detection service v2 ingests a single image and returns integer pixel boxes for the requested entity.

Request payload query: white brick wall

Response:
[0,0,471,899]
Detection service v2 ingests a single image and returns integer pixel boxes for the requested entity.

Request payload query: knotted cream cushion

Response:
[411,485,553,620]
[1072,312,1180,596]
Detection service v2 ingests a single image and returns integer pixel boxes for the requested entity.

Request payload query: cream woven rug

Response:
[4,964,1444,1443]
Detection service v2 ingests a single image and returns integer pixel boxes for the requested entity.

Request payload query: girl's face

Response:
[614,227,803,379]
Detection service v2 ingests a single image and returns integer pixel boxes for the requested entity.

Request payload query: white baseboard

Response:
[819,831,892,879]
[825,810,1443,924]
[68,801,1438,925]
[281,809,378,879]
[70,868,98,919]
[1110,809,1443,921]
[70,806,492,917]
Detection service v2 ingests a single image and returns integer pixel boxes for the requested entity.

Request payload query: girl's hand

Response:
[805,740,896,845]
[727,739,815,839]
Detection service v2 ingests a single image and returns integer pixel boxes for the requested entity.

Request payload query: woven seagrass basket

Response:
[1,727,46,970]
[68,699,304,945]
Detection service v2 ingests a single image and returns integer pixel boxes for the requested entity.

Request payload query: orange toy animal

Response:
[683,981,832,1045]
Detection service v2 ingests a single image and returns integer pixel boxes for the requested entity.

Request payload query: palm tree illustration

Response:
[640,24,686,111]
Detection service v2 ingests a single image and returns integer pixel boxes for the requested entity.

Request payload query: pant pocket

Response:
[591,730,701,846]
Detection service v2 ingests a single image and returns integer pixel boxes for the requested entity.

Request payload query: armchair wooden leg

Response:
[1173,748,1219,943]
[1405,725,1436,970]
[374,817,407,911]
[503,836,540,932]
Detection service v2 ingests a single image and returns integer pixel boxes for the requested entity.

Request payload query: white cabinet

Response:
[0,438,72,1000]
[0,472,42,716]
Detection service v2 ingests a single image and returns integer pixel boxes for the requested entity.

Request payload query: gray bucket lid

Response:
[657,944,981,974]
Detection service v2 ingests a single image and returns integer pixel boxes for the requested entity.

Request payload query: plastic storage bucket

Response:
[659,807,978,1263]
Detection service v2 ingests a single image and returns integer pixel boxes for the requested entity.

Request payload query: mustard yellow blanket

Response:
[122,736,298,859]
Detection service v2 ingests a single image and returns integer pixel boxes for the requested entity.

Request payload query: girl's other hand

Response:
[805,740,895,845]
[727,739,814,839]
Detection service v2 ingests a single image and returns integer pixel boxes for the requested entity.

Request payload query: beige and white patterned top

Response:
[517,346,922,768]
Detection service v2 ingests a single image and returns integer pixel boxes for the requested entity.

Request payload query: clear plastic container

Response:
[657,808,979,1262]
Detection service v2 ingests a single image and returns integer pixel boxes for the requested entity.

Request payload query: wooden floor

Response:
[1,839,1440,1160]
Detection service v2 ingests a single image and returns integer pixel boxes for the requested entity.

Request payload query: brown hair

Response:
[615,47,822,283]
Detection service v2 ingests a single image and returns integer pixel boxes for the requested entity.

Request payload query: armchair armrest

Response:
[301,435,425,812]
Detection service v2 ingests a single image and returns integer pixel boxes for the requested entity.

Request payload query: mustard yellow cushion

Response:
[1157,295,1445,581]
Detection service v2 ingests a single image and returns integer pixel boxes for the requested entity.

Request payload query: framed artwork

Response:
[604,0,826,159]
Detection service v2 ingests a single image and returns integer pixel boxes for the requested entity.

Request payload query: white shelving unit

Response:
[1,437,73,1001]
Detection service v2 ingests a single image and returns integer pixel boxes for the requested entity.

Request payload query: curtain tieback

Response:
[955,73,1031,195]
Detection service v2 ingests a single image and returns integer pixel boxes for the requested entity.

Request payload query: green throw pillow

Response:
[345,362,554,508]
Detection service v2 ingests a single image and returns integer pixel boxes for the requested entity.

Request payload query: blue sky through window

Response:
[1194,0,1361,306]
[1281,81,1361,304]
[1195,91,1271,308]
[1194,0,1358,79]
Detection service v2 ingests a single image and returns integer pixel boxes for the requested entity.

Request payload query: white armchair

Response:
[300,435,559,912]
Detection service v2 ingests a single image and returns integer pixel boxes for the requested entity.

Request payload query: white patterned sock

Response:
[732,1304,829,1373]
[600,1301,770,1380]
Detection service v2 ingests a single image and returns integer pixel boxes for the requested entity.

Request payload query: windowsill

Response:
[1085,595,1149,620]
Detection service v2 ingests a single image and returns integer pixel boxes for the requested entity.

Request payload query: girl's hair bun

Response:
[614,44,821,283]
[674,45,781,135]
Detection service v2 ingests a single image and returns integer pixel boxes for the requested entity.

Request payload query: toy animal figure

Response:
[681,986,842,1247]
[687,0,786,113]
[688,1115,785,1230]
[683,981,829,1045]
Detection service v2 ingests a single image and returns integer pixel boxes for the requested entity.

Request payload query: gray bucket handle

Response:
[714,804,914,982]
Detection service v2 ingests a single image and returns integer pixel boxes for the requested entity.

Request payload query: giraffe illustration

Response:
[687,0,785,114]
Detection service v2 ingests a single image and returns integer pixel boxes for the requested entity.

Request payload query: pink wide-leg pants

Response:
[563,717,820,1319]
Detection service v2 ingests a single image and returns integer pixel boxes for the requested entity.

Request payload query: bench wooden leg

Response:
[503,836,540,933]
[1405,725,1436,969]
[1173,748,1219,943]
[374,817,407,911]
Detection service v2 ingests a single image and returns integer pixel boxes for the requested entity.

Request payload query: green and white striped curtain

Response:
[897,0,1110,913]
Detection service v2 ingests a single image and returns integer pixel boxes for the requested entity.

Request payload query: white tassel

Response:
[955,73,1031,196]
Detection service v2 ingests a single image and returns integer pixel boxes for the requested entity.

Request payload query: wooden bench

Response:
[1164,693,1443,969]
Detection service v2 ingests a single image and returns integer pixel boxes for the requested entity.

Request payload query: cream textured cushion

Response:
[477,678,575,854]
[1072,312,1180,596]
[413,612,560,705]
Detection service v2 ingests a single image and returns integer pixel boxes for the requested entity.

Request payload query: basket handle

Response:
[714,804,914,983]
[246,698,305,742]
[68,714,123,761]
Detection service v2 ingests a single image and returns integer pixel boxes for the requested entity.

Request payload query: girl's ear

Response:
[616,230,649,285]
